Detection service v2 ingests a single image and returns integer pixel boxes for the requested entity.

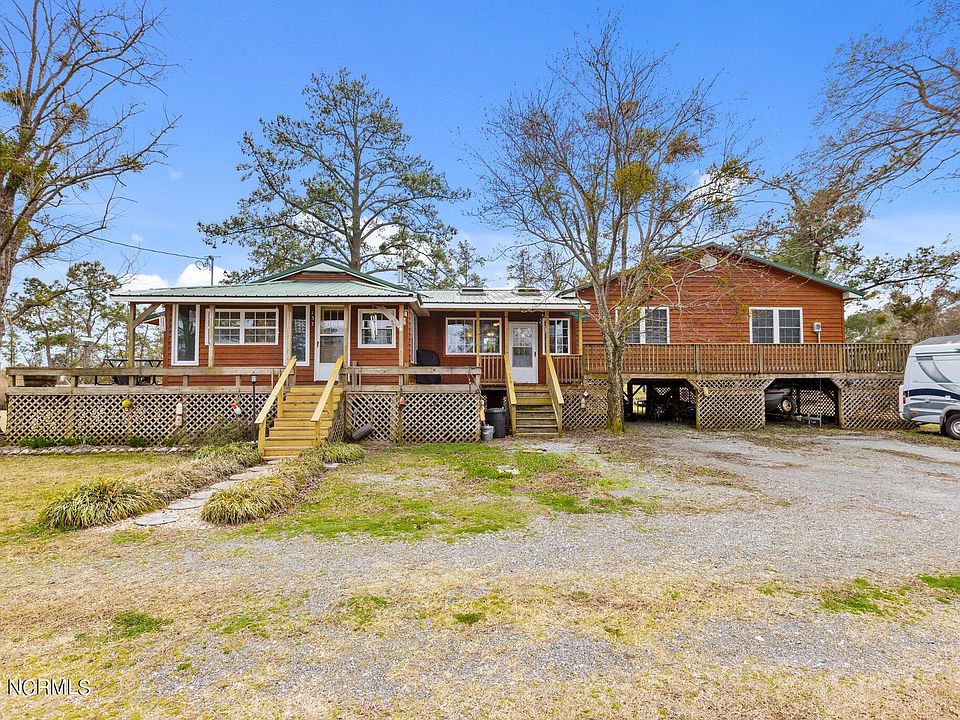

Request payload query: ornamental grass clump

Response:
[38,441,263,530]
[201,443,360,525]
[311,442,365,464]
[40,477,161,530]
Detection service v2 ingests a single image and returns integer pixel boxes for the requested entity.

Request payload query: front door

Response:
[314,308,345,382]
[509,322,538,384]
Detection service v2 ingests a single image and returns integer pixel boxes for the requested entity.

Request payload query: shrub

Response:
[18,436,55,449]
[202,445,333,525]
[200,477,298,525]
[38,440,263,530]
[39,477,160,530]
[126,436,149,448]
[306,442,365,465]
[165,418,253,447]
[195,441,261,466]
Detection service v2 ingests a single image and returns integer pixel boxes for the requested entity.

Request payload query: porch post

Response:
[545,310,551,357]
[474,310,480,371]
[207,304,216,367]
[127,303,136,368]
[578,311,583,356]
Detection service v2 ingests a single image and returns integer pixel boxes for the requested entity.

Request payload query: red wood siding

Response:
[577,255,847,344]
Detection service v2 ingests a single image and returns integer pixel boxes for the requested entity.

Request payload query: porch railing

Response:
[311,355,344,442]
[4,365,285,389]
[256,356,299,453]
[479,355,505,385]
[545,355,564,434]
[343,365,481,390]
[582,342,910,375]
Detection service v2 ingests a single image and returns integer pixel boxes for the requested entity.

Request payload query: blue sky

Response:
[25,0,955,290]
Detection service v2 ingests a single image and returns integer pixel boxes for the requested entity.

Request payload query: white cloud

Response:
[176,263,228,286]
[120,273,168,292]
[168,169,183,181]
[131,233,144,243]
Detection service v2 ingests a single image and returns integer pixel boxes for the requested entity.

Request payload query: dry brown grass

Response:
[0,453,182,537]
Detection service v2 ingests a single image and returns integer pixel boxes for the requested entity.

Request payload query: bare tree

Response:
[820,1,960,193]
[0,0,175,339]
[478,19,753,431]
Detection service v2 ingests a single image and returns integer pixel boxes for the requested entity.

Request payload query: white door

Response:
[314,308,345,382]
[509,322,538,384]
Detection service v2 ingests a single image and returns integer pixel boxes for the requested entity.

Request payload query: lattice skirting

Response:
[835,376,911,430]
[328,395,347,443]
[797,388,838,417]
[6,391,270,444]
[562,377,608,431]
[691,377,772,431]
[345,392,481,442]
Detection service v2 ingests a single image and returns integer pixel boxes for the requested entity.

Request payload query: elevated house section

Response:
[1,247,911,445]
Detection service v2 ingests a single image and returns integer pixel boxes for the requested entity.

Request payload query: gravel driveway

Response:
[2,424,959,719]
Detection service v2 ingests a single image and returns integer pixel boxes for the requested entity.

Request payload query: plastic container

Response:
[480,424,495,441]
[486,408,507,438]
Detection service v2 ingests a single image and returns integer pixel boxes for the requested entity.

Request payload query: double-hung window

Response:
[446,318,502,355]
[359,311,395,347]
[213,309,278,345]
[750,308,802,343]
[547,318,570,354]
[624,307,670,344]
[446,318,475,355]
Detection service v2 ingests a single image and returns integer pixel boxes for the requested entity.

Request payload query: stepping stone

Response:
[168,498,204,510]
[266,459,282,465]
[229,470,270,481]
[189,490,213,500]
[495,465,521,476]
[323,462,339,470]
[210,480,236,490]
[135,512,178,527]
[247,465,272,472]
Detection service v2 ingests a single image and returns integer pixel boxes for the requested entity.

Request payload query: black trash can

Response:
[487,407,507,438]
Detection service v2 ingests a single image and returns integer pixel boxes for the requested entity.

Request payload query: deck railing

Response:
[545,355,564,434]
[583,342,910,375]
[4,365,285,389]
[344,365,481,390]
[256,356,299,453]
[479,355,505,385]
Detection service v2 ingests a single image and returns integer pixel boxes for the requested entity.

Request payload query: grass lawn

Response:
[0,429,958,719]
[0,453,183,540]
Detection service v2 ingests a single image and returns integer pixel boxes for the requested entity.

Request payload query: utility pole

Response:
[195,255,217,285]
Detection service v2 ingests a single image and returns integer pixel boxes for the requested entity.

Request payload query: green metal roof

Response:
[253,256,412,291]
[113,280,417,302]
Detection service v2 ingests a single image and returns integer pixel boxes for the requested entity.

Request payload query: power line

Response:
[87,234,216,261]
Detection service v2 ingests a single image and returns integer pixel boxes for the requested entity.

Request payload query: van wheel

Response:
[945,415,960,441]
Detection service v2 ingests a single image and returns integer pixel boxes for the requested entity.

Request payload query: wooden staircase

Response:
[262,385,343,458]
[513,385,559,437]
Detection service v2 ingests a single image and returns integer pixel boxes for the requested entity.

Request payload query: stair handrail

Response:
[504,355,517,435]
[256,355,298,453]
[545,354,565,435]
[311,354,344,441]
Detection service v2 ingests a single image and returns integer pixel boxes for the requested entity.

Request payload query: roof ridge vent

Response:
[516,286,542,296]
[459,286,486,294]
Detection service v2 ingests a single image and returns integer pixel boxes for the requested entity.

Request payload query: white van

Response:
[899,335,960,439]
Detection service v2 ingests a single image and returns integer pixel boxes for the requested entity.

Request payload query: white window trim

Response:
[358,310,396,348]
[172,303,200,366]
[617,307,671,344]
[212,308,279,346]
[749,307,804,344]
[445,317,503,356]
[290,305,310,366]
[546,317,571,355]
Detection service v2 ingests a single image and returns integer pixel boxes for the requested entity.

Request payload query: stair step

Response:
[516,422,558,430]
[516,398,552,406]
[515,431,559,437]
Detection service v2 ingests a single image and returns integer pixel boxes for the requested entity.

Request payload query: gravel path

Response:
[3,425,959,718]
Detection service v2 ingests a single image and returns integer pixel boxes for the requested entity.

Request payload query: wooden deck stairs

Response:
[513,385,559,437]
[263,385,343,458]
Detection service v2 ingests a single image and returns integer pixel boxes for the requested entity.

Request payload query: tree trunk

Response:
[0,245,16,345]
[602,332,625,433]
